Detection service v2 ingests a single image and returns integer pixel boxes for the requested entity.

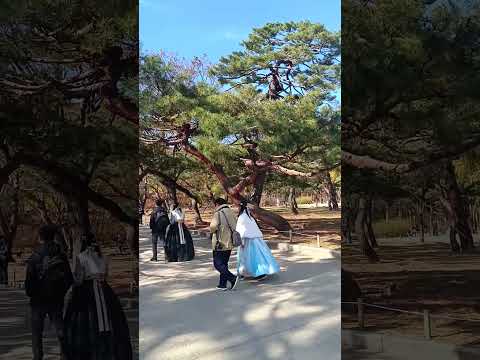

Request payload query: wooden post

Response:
[424,310,431,340]
[289,230,293,243]
[317,233,320,247]
[357,298,364,329]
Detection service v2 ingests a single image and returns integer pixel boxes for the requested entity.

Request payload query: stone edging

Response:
[342,329,480,360]
[190,229,340,258]
[269,241,340,258]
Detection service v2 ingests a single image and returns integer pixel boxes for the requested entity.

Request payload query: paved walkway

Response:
[139,225,340,360]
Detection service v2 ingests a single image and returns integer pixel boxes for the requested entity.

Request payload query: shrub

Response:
[296,195,314,205]
[373,218,411,238]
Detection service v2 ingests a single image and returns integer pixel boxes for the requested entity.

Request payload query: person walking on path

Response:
[149,199,169,262]
[236,201,280,280]
[209,198,240,291]
[164,202,195,262]
[63,233,132,360]
[25,225,73,360]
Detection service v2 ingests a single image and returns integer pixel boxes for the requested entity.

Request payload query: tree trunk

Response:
[445,162,474,252]
[0,182,20,268]
[472,203,478,233]
[428,205,435,236]
[432,218,439,236]
[366,198,378,248]
[449,226,460,252]
[289,187,299,215]
[326,172,339,211]
[165,182,178,206]
[342,205,353,244]
[250,171,267,206]
[139,180,148,224]
[192,198,203,224]
[419,202,425,243]
[341,206,348,242]
[62,202,76,258]
[126,223,139,287]
[62,227,74,259]
[355,197,379,262]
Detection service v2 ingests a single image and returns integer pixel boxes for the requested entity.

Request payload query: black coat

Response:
[25,244,73,307]
[149,207,169,234]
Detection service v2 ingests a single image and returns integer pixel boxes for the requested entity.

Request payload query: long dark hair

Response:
[81,232,102,257]
[173,201,181,213]
[238,201,251,218]
[39,225,62,257]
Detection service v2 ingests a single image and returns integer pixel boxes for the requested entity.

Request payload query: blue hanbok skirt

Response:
[237,237,280,277]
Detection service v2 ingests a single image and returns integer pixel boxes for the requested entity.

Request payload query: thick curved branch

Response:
[142,169,201,203]
[342,151,411,173]
[19,155,137,226]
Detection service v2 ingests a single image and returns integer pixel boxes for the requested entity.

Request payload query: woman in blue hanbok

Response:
[236,202,280,279]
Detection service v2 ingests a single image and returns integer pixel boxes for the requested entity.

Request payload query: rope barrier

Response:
[273,230,320,236]
[341,301,480,322]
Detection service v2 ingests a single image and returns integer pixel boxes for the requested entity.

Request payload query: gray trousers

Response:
[31,304,66,360]
[152,232,165,260]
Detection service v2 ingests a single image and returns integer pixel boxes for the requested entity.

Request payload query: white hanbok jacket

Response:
[75,248,111,332]
[236,211,263,242]
[170,208,186,244]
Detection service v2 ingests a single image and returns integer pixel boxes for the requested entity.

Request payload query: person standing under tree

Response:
[149,199,169,262]
[63,232,132,360]
[0,235,8,287]
[210,198,240,291]
[25,225,73,360]
[164,202,195,262]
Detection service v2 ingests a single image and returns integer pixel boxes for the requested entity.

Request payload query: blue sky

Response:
[140,0,341,61]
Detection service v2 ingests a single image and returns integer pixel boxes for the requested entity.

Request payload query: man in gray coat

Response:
[210,198,240,291]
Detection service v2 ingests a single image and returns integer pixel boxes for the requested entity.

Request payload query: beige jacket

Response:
[210,205,237,251]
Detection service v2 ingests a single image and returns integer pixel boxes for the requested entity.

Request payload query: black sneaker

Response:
[150,258,158,262]
[230,275,240,290]
[216,286,228,291]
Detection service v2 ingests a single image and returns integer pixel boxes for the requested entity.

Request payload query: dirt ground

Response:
[342,236,480,347]
[181,205,341,250]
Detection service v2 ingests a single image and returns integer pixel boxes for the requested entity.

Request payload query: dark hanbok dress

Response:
[64,248,132,360]
[164,208,195,262]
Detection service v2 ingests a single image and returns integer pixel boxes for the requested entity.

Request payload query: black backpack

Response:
[150,209,169,232]
[38,255,70,301]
